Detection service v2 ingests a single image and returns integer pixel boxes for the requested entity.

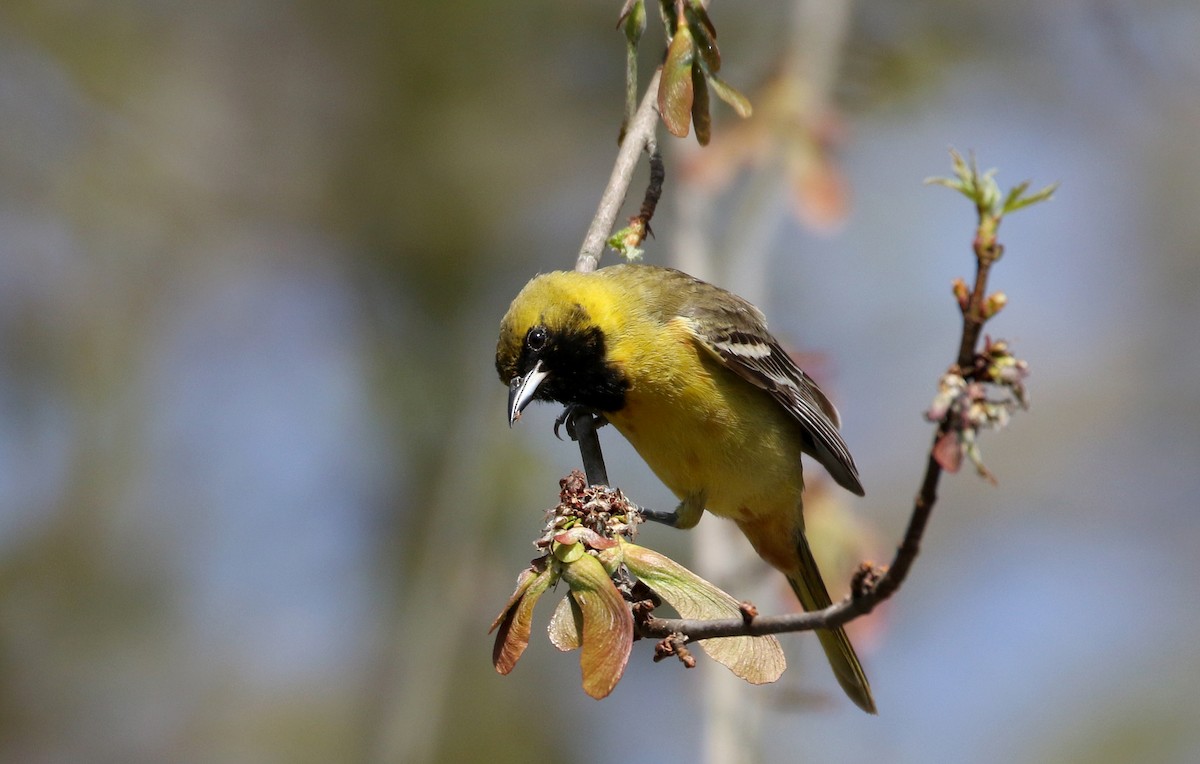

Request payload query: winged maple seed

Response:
[490,470,786,699]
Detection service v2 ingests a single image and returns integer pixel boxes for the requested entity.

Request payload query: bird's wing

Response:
[680,296,865,496]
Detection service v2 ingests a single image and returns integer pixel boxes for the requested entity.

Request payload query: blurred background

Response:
[1,1,1198,762]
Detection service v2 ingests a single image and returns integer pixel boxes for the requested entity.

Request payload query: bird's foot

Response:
[636,507,681,527]
[553,405,608,441]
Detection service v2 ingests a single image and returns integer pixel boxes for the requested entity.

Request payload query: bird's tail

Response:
[786,533,877,714]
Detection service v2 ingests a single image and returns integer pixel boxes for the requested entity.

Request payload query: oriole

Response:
[495,263,875,713]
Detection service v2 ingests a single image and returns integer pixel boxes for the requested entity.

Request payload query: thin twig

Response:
[634,148,665,238]
[577,68,663,273]
[956,242,1001,369]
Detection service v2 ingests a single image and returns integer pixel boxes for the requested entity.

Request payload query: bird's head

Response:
[495,271,628,425]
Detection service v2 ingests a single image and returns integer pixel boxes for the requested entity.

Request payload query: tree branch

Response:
[576,68,663,274]
[568,69,985,640]
[637,191,1012,642]
[568,68,663,485]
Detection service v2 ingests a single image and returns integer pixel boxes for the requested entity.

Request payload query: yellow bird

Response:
[495,263,875,713]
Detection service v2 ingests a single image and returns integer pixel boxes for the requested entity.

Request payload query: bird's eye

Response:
[526,326,548,352]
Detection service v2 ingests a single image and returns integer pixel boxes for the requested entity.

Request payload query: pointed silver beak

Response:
[507,361,549,426]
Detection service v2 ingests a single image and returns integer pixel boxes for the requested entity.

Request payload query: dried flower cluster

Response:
[491,471,785,698]
[927,336,1031,482]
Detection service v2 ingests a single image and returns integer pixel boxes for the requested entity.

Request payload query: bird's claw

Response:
[554,405,608,441]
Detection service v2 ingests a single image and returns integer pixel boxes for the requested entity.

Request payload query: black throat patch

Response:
[520,307,627,413]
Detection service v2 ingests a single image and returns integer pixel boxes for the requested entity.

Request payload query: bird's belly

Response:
[606,377,806,522]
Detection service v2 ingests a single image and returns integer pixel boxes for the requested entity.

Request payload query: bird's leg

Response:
[638,507,682,526]
[638,494,704,529]
[558,405,611,487]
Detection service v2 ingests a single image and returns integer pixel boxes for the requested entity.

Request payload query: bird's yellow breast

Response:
[603,317,806,523]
